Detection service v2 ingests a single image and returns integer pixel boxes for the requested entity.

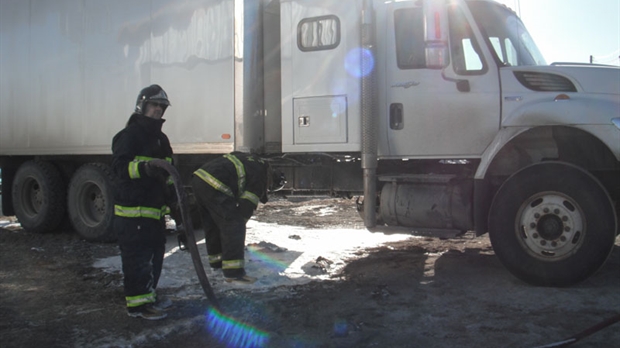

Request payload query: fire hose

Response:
[149,159,220,310]
[534,313,620,348]
[151,160,618,337]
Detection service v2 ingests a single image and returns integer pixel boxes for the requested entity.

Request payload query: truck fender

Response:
[502,96,620,127]
[500,96,620,162]
[472,127,530,236]
[476,95,620,180]
[474,127,530,180]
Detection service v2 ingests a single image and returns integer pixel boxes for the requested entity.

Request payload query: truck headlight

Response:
[613,118,620,130]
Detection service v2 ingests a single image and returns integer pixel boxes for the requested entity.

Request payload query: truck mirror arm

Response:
[441,69,470,92]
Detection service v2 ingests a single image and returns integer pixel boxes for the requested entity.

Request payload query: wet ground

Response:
[1,197,619,347]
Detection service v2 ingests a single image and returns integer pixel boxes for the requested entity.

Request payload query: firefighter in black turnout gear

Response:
[111,84,175,320]
[191,152,285,284]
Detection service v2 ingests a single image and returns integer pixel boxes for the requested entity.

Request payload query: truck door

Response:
[280,0,362,153]
[382,1,500,158]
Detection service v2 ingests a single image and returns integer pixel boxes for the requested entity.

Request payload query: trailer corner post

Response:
[361,0,378,228]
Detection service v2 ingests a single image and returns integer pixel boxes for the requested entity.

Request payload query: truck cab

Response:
[279,0,620,286]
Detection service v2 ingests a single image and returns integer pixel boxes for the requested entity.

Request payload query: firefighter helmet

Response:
[134,84,171,114]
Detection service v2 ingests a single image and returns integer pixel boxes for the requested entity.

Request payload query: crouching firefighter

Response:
[111,84,177,320]
[190,152,286,284]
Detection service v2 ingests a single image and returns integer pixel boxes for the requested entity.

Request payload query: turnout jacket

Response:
[111,113,173,220]
[194,153,269,220]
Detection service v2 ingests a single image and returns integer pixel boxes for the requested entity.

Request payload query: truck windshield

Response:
[466,1,546,66]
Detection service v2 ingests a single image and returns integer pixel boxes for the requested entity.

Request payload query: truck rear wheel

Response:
[67,163,116,242]
[488,162,617,287]
[12,160,66,233]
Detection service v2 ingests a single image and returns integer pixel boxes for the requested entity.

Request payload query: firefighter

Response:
[190,152,285,284]
[111,84,176,320]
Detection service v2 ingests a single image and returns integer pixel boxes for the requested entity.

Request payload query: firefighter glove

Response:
[144,162,168,182]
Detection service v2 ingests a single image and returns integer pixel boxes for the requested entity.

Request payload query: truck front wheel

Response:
[67,163,116,242]
[488,162,617,287]
[12,160,66,233]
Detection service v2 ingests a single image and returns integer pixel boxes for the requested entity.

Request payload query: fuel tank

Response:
[379,175,474,232]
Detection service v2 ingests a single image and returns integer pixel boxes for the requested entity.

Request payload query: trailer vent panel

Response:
[514,72,577,92]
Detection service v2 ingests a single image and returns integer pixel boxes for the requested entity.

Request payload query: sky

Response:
[494,0,620,65]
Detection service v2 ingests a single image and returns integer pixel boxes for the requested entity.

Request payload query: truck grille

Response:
[513,71,577,92]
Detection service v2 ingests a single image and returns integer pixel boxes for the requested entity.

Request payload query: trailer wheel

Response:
[488,162,617,287]
[68,163,116,242]
[12,160,66,233]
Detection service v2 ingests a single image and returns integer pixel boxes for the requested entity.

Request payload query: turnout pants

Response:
[191,175,247,278]
[115,216,166,308]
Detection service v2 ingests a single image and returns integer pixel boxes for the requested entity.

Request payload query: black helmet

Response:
[135,84,171,114]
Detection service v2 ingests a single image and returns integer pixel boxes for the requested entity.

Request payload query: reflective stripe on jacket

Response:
[194,154,260,206]
[111,113,174,211]
[194,169,235,197]
[114,205,170,220]
[128,156,173,180]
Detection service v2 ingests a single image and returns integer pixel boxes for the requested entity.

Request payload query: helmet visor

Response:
[148,89,171,106]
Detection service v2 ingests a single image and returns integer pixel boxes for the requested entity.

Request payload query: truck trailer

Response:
[1,0,619,287]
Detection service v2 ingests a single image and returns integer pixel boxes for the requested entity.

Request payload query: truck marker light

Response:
[222,134,231,139]
[554,94,571,101]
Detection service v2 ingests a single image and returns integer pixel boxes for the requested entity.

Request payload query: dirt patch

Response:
[1,198,619,348]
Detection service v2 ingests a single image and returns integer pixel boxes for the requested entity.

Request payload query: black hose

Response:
[533,313,620,348]
[149,159,220,310]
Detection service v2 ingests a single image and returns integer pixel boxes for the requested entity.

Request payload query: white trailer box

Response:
[0,0,270,156]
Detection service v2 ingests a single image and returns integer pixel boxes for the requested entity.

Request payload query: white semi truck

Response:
[1,0,618,287]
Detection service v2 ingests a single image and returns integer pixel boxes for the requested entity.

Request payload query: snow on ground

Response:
[93,217,412,296]
[0,217,19,229]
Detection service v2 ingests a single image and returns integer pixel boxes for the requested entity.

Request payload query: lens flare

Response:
[333,318,349,337]
[330,99,342,119]
[205,307,269,348]
[345,47,375,78]
[246,245,289,272]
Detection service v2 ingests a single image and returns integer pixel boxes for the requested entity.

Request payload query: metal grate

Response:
[513,71,577,92]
